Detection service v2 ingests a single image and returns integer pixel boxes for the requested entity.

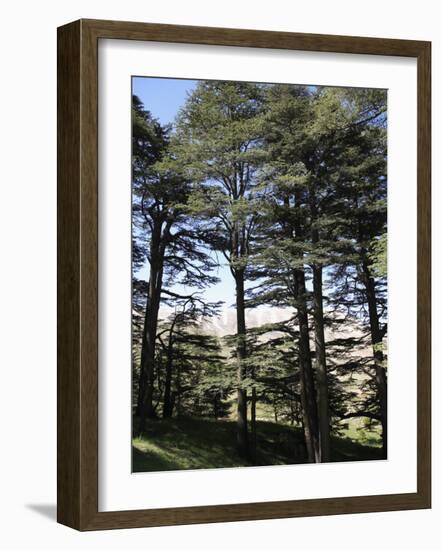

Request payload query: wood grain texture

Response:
[57,20,81,529]
[57,19,431,531]
[416,42,431,507]
[84,18,427,57]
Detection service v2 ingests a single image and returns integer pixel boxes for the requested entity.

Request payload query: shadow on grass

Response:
[132,416,383,473]
[133,417,246,472]
[330,435,384,462]
[132,445,182,472]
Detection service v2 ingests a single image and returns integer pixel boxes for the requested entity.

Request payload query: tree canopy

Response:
[132,80,388,468]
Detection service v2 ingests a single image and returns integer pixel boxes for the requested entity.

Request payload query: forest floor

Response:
[132,416,383,472]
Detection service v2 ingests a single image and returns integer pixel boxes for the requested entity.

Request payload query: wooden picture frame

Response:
[57,18,431,531]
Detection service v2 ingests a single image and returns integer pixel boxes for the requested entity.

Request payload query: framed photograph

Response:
[57,19,431,530]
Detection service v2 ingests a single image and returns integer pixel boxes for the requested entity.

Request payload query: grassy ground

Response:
[132,416,383,472]
[337,416,383,447]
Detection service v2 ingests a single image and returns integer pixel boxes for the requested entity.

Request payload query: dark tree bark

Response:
[213,394,219,419]
[312,265,331,462]
[161,312,181,419]
[162,326,175,419]
[235,269,249,461]
[137,222,169,434]
[294,268,321,463]
[289,190,321,463]
[250,377,257,464]
[176,365,182,417]
[289,398,295,426]
[273,407,278,424]
[362,259,387,458]
[309,184,331,463]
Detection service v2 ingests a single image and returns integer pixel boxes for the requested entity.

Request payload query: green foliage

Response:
[172,81,267,277]
[369,233,387,277]
[132,81,388,467]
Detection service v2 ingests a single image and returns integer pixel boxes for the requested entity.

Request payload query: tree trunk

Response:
[235,269,249,461]
[250,384,257,464]
[312,265,331,462]
[162,316,178,419]
[362,259,387,458]
[162,338,174,419]
[176,366,182,417]
[289,397,295,426]
[286,191,320,463]
[294,268,321,463]
[309,183,330,462]
[137,226,165,434]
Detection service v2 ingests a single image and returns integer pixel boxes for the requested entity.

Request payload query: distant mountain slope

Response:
[157,304,373,347]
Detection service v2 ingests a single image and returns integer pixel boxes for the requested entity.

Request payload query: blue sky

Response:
[132,76,236,309]
[133,76,197,126]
